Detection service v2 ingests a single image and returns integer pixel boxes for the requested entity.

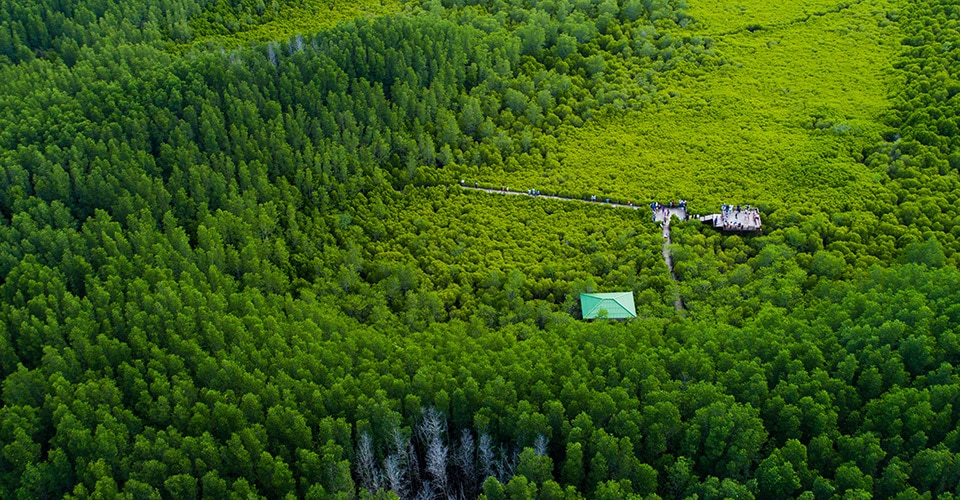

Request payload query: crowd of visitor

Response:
[718,203,761,230]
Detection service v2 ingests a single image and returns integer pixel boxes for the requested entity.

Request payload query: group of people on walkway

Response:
[721,203,753,213]
[588,195,614,203]
[650,200,687,210]
[650,200,690,222]
[718,203,761,230]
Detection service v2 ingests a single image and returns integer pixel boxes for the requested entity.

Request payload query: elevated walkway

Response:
[458,184,762,313]
[458,184,762,234]
[698,208,762,232]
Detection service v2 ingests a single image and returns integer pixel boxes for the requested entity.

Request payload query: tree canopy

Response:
[2,0,960,497]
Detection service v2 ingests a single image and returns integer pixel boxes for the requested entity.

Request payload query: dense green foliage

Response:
[505,0,899,209]
[0,0,401,63]
[1,0,960,498]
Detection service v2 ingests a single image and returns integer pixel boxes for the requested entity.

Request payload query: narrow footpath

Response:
[659,216,685,312]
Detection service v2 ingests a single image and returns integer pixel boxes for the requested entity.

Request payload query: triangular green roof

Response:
[580,292,637,319]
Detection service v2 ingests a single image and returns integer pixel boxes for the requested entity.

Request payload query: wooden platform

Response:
[698,208,761,232]
[458,185,762,233]
[649,205,762,232]
[651,206,689,223]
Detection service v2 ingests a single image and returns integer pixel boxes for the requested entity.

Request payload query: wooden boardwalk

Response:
[651,206,689,224]
[459,186,762,233]
[699,207,762,232]
[650,206,762,233]
[459,185,761,313]
[653,208,686,311]
[460,185,646,211]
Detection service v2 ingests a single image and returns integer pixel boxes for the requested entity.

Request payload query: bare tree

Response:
[267,42,278,67]
[494,444,518,483]
[419,407,449,497]
[355,411,527,498]
[356,432,382,494]
[533,434,549,456]
[385,454,406,498]
[417,407,445,444]
[478,433,496,481]
[414,480,433,500]
[385,427,415,498]
[289,34,305,54]
[453,429,477,496]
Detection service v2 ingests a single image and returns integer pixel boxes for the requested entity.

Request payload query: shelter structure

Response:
[580,292,637,319]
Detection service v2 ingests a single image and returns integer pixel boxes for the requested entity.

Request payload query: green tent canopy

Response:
[580,292,637,319]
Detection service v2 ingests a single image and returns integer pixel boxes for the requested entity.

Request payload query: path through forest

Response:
[652,207,687,312]
[460,185,686,311]
[459,184,642,209]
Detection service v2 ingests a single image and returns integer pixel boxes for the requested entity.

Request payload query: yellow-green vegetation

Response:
[189,0,407,48]
[504,0,901,210]
[691,0,860,34]
[352,187,673,320]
